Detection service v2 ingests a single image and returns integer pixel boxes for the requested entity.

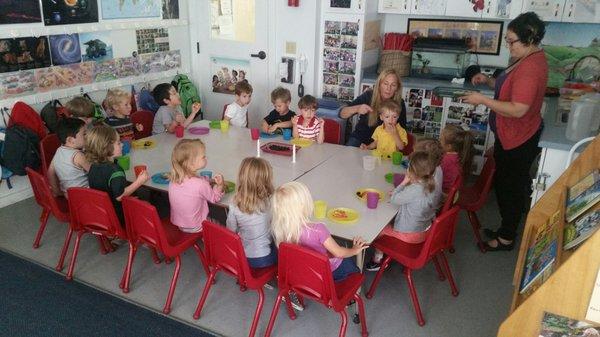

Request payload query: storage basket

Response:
[378,50,411,76]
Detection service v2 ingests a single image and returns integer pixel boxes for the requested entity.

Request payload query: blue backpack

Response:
[138,88,160,114]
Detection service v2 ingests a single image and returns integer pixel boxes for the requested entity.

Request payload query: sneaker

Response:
[365,260,381,272]
[282,292,304,311]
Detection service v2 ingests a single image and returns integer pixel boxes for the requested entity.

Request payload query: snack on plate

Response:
[332,209,348,219]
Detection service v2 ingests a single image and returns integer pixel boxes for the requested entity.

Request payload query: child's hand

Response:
[359,143,368,150]
[268,124,278,133]
[291,116,299,125]
[175,113,185,124]
[136,123,144,131]
[136,170,150,183]
[192,102,202,113]
[352,236,368,253]
[213,174,224,187]
[384,122,398,134]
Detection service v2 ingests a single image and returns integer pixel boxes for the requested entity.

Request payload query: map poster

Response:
[42,0,99,26]
[101,0,161,19]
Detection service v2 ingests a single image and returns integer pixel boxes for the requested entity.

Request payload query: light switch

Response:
[286,41,296,55]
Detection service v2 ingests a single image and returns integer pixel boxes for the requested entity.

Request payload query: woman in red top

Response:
[461,12,547,251]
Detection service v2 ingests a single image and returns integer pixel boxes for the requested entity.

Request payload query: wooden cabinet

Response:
[562,0,600,23]
[411,0,447,15]
[522,0,566,21]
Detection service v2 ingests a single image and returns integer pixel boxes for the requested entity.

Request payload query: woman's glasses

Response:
[504,38,520,46]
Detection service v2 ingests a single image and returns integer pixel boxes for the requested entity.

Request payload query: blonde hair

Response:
[85,124,119,164]
[408,151,436,193]
[170,139,205,184]
[104,89,131,115]
[271,181,314,246]
[379,100,401,117]
[234,157,274,214]
[414,137,444,167]
[270,87,291,103]
[66,96,95,118]
[441,125,474,174]
[368,69,403,127]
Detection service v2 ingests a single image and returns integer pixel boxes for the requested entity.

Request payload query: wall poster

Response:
[210,56,249,95]
[321,19,359,102]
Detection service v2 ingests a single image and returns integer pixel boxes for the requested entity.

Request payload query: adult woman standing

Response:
[461,12,547,251]
[340,68,407,147]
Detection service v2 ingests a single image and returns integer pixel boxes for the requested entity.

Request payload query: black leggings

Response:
[493,128,542,241]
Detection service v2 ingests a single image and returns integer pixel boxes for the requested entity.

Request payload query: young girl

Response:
[271,181,367,281]
[366,151,440,271]
[104,88,143,140]
[86,124,149,225]
[413,137,444,206]
[169,139,224,233]
[226,157,276,268]
[359,100,408,159]
[292,95,325,144]
[440,125,473,193]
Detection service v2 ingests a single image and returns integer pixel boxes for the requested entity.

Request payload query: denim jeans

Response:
[247,247,277,269]
[332,257,359,281]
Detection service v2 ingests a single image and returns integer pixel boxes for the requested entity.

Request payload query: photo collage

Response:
[322,20,359,102]
[404,88,444,138]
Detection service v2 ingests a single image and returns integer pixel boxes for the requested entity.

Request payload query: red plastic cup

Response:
[251,128,260,140]
[175,125,184,138]
[134,165,147,178]
[366,192,379,209]
[393,173,405,187]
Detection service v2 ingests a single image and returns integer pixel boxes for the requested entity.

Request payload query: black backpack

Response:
[40,100,64,134]
[0,123,41,176]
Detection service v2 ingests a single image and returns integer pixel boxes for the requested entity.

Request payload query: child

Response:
[261,87,295,134]
[366,152,440,271]
[413,137,444,206]
[291,95,324,144]
[86,124,149,225]
[271,181,367,281]
[47,118,90,196]
[168,139,224,233]
[66,96,95,126]
[224,81,253,127]
[440,124,473,193]
[104,88,143,140]
[360,100,408,159]
[226,157,276,268]
[152,83,201,134]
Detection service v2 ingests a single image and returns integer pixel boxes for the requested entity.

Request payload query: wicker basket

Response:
[378,50,411,76]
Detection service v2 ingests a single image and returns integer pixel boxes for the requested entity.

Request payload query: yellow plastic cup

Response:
[220,120,230,132]
[314,200,327,219]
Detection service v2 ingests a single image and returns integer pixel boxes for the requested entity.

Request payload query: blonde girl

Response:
[271,181,367,281]
[86,124,148,225]
[366,151,440,271]
[104,88,143,140]
[226,157,276,268]
[168,139,224,233]
[440,125,474,193]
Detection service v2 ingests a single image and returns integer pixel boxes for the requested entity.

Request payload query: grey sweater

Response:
[226,203,273,258]
[391,181,440,233]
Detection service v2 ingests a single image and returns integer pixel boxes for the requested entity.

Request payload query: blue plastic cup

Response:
[121,140,131,155]
[199,170,212,180]
[283,128,292,141]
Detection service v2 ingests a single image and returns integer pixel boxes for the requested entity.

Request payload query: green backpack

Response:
[172,74,202,118]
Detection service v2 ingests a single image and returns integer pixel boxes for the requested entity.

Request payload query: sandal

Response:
[484,239,514,252]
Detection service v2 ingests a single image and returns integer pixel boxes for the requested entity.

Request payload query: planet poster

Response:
[0,0,42,24]
[101,0,161,19]
[49,34,82,66]
[42,0,99,26]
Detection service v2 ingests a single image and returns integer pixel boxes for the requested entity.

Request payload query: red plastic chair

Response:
[130,110,154,139]
[65,188,126,281]
[265,243,369,337]
[323,118,341,144]
[40,133,61,177]
[441,174,463,253]
[457,156,496,252]
[401,132,415,156]
[193,221,276,337]
[121,196,210,314]
[366,206,461,326]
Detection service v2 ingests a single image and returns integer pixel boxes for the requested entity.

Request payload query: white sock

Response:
[373,251,383,263]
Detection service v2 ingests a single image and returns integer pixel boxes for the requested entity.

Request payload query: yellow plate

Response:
[290,138,314,148]
[371,149,391,160]
[355,188,385,202]
[327,207,359,224]
[132,139,156,149]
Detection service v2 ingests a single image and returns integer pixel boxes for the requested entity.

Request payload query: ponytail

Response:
[442,125,474,174]
[408,151,436,194]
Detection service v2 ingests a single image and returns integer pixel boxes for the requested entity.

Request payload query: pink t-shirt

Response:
[440,153,461,193]
[168,177,224,232]
[299,222,342,271]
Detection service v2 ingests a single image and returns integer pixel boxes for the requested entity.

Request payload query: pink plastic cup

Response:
[366,192,379,209]
[251,128,260,140]
[393,173,405,187]
[175,125,184,138]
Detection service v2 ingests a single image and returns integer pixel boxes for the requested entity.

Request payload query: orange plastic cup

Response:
[134,165,147,177]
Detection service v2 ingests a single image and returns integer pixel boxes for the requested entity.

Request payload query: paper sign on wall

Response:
[587,267,600,324]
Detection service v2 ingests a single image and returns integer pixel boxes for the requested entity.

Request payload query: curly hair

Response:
[104,88,131,115]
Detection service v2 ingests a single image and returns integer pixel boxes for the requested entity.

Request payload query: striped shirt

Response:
[296,116,321,141]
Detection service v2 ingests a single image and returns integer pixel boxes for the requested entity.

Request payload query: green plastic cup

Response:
[392,151,403,165]
[116,155,130,171]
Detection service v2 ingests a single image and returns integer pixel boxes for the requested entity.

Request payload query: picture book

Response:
[587,268,600,325]
[564,208,600,250]
[566,170,600,222]
[568,170,599,202]
[539,312,599,337]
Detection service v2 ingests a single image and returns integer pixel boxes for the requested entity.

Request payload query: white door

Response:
[188,0,273,128]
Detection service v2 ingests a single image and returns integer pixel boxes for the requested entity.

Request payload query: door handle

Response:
[250,51,266,60]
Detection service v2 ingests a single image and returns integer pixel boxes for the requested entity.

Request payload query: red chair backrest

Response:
[26,167,69,222]
[67,187,125,238]
[441,174,463,214]
[416,206,460,267]
[130,110,154,139]
[202,220,253,284]
[471,156,496,208]
[277,242,337,307]
[402,132,415,156]
[40,134,61,174]
[9,101,47,140]
[322,118,341,144]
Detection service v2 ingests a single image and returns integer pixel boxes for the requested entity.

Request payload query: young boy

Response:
[104,88,143,140]
[261,87,295,134]
[223,81,252,127]
[360,100,408,159]
[47,118,91,196]
[66,96,95,127]
[152,83,201,134]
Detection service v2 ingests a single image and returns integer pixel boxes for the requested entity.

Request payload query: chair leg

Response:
[439,251,459,297]
[66,232,84,281]
[354,293,369,337]
[55,228,73,271]
[338,308,348,337]
[33,209,50,248]
[96,235,108,255]
[264,292,285,337]
[404,268,425,326]
[248,288,265,337]
[431,255,446,281]
[283,292,296,320]
[120,243,138,293]
[193,269,217,319]
[365,256,392,299]
[192,243,210,276]
[150,248,161,264]
[163,255,182,315]
[467,211,486,253]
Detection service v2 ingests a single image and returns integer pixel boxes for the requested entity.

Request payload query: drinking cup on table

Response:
[134,165,147,177]
[393,173,405,187]
[392,151,403,165]
[251,128,260,140]
[121,140,131,155]
[220,120,229,132]
[175,125,184,138]
[366,192,379,209]
[363,155,376,171]
[116,155,130,171]
[314,200,327,219]
[282,128,292,141]
[200,170,212,180]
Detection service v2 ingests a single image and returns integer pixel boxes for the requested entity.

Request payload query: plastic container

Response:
[566,93,600,142]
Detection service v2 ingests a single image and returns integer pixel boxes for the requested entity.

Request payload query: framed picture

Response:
[407,18,503,55]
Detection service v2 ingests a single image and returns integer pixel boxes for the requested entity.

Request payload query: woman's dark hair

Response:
[507,12,545,46]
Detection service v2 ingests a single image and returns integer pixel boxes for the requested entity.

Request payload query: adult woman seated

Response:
[340,69,407,147]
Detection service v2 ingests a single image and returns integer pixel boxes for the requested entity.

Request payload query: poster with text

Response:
[210,56,249,95]
[42,0,98,26]
[101,0,161,19]
[321,20,359,102]
[136,28,169,54]
[0,0,41,24]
